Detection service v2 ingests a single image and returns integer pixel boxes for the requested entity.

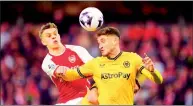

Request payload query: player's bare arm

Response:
[86,78,99,104]
[87,85,99,105]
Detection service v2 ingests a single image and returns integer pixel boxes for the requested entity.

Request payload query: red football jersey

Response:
[41,45,93,104]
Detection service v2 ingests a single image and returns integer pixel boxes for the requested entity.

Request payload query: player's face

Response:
[97,35,116,56]
[41,28,61,48]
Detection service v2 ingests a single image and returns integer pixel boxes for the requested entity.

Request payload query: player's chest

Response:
[97,60,136,71]
[94,60,136,79]
[51,49,84,67]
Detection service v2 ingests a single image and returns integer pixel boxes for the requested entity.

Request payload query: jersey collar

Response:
[48,45,66,56]
[107,51,123,60]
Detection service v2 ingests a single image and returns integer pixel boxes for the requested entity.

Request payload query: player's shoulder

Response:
[94,56,107,61]
[42,54,54,69]
[65,44,93,63]
[122,51,136,56]
[42,54,52,64]
[65,44,87,52]
[93,56,101,60]
[122,51,140,58]
[41,54,58,76]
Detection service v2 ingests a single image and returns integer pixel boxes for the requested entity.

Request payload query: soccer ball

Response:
[79,7,104,31]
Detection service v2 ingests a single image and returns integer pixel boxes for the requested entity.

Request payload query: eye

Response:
[101,38,105,43]
[48,34,51,38]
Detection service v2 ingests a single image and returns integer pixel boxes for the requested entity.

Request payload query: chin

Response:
[101,53,108,56]
[52,44,60,48]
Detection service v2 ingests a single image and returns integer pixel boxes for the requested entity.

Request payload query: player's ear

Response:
[112,37,118,45]
[58,34,61,38]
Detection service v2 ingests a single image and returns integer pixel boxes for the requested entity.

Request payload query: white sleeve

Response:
[66,45,93,63]
[41,55,58,77]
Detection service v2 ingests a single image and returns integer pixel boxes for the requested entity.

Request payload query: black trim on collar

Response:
[107,51,123,60]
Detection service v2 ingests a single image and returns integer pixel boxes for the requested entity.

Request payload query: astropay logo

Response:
[101,72,130,80]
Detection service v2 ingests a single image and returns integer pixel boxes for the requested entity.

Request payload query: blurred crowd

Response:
[1,18,193,105]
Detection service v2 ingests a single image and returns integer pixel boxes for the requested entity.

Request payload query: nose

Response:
[99,45,103,50]
[52,35,56,39]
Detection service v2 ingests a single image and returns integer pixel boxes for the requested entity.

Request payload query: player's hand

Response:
[87,87,99,105]
[142,53,154,72]
[54,66,68,79]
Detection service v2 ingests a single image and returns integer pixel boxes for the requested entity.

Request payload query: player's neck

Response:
[48,44,65,56]
[108,47,121,59]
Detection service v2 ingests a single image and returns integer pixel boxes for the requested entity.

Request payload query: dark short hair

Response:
[39,22,57,39]
[95,27,120,38]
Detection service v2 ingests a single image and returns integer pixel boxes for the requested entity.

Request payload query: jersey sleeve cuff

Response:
[89,86,97,90]
[139,66,145,74]
[77,68,86,78]
[88,78,95,86]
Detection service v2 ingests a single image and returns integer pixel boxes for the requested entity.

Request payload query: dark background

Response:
[1,1,193,28]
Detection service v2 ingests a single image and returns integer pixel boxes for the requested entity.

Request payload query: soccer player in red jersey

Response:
[39,22,97,105]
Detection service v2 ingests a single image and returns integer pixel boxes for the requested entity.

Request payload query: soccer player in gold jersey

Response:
[55,27,163,105]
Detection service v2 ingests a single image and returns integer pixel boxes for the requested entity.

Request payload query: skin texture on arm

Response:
[87,84,99,105]
[87,78,99,104]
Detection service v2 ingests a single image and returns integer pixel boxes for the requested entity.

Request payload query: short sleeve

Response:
[66,45,93,63]
[42,55,58,77]
[78,58,96,77]
[131,53,144,73]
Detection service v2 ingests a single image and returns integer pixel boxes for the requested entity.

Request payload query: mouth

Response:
[53,40,58,43]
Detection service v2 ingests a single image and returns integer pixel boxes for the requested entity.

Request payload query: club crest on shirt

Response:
[48,64,56,70]
[68,55,76,63]
[123,61,130,68]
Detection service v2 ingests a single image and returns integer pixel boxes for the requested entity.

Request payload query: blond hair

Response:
[39,22,57,39]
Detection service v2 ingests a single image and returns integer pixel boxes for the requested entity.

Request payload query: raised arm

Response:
[135,53,163,84]
[138,66,163,84]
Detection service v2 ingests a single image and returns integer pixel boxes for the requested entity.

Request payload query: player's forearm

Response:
[61,68,92,81]
[152,69,163,84]
[55,66,93,81]
[88,87,99,105]
[141,68,163,84]
[54,66,81,81]
[63,69,83,81]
